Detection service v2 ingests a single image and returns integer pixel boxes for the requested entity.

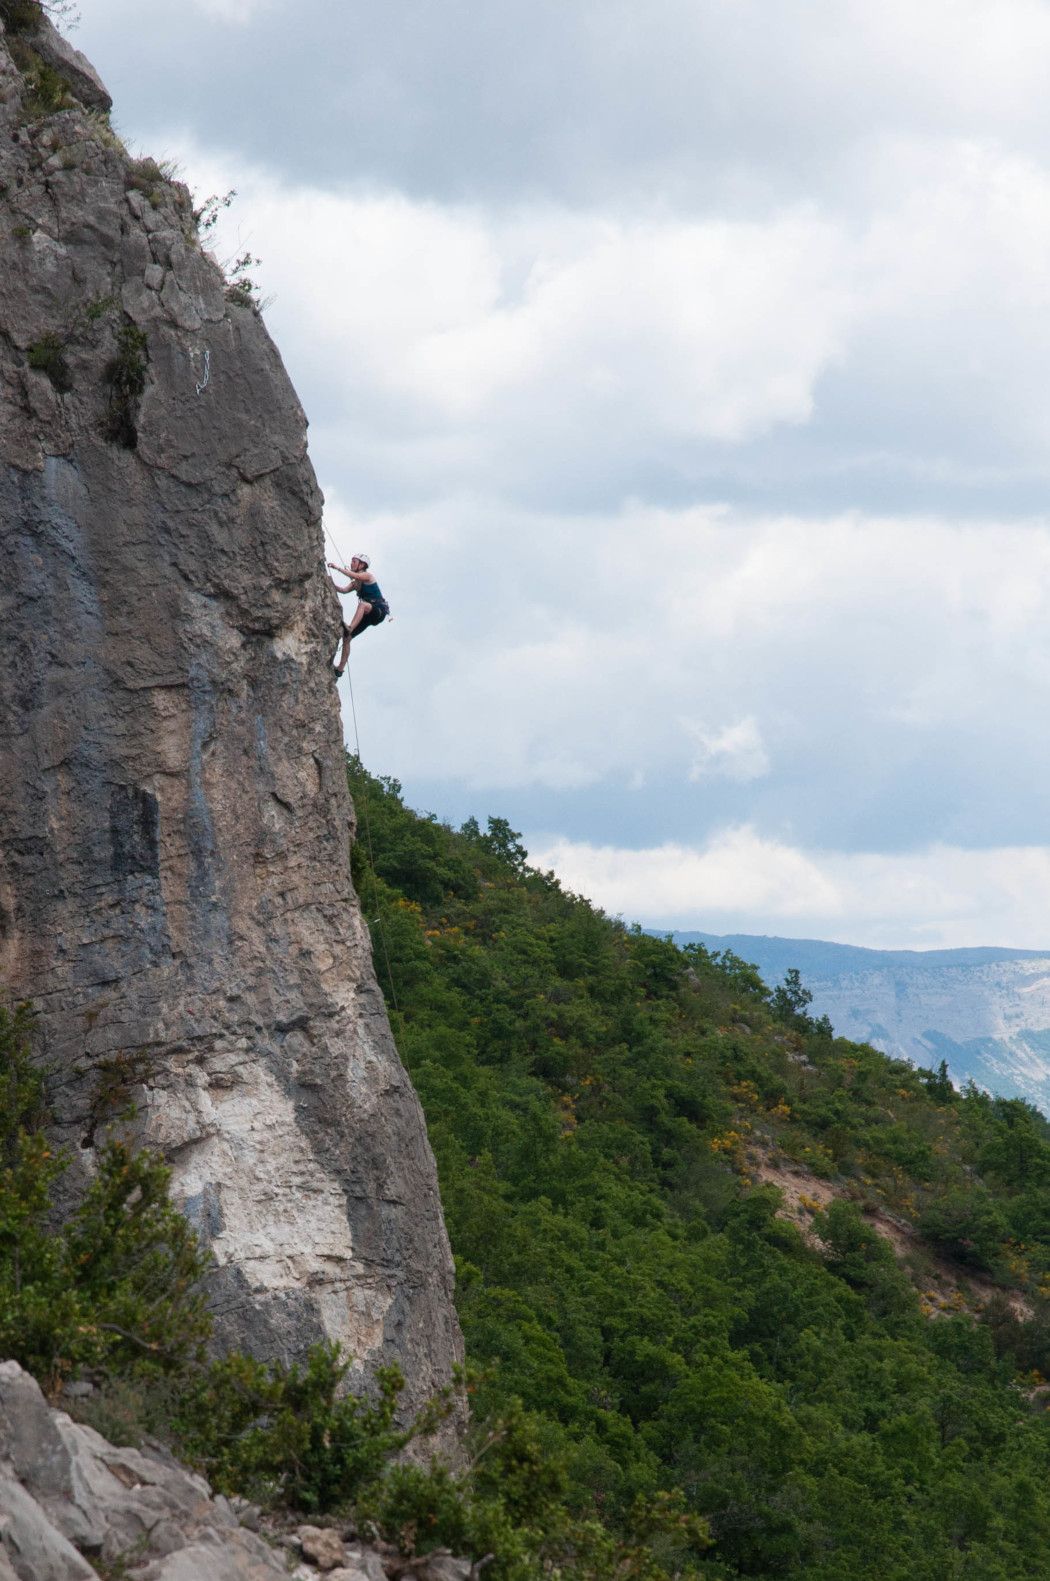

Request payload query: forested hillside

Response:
[349,756,1050,1581]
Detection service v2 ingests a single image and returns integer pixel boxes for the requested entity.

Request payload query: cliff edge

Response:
[0,9,463,1412]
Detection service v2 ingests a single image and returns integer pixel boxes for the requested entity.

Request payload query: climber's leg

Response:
[346,601,373,640]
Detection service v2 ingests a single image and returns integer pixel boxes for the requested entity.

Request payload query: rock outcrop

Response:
[0,12,462,1412]
[0,1358,289,1579]
[0,1360,473,1581]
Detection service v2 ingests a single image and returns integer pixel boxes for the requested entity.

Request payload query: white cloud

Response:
[190,0,272,21]
[528,830,1050,951]
[687,717,770,783]
[182,160,851,472]
[156,129,1050,510]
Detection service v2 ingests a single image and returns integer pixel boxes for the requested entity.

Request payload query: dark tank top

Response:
[359,579,384,604]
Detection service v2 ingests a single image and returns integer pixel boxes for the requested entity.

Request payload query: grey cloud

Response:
[80,1,1050,211]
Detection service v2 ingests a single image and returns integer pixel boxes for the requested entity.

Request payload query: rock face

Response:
[0,15,462,1412]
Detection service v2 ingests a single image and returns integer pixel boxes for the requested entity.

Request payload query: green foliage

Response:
[27,331,72,392]
[361,1404,710,1581]
[919,1058,956,1103]
[770,966,814,1027]
[0,1005,210,1390]
[223,249,265,310]
[6,33,74,118]
[918,1188,1011,1274]
[2,1003,610,1580]
[347,755,1050,1580]
[193,187,235,233]
[0,0,80,29]
[124,155,178,207]
[170,1345,415,1511]
[0,0,44,35]
[101,321,148,448]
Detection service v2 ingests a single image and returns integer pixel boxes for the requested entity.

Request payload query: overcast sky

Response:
[75,0,1050,948]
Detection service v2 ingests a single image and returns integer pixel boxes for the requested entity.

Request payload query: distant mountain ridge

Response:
[667,932,1050,1111]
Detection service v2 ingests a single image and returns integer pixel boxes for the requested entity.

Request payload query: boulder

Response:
[31,14,112,111]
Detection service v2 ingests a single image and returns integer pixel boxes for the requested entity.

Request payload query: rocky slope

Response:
[0,1359,473,1581]
[675,931,1050,1109]
[0,10,461,1410]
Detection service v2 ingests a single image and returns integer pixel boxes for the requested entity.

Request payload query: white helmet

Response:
[353,552,370,568]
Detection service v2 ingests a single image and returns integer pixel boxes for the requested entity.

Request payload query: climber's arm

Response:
[327,561,359,594]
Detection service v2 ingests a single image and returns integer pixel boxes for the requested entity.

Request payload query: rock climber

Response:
[328,553,389,676]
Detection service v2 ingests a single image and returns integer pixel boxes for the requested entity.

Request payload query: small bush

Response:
[0,1004,211,1391]
[919,1187,1011,1273]
[27,331,71,392]
[7,38,74,117]
[360,1434,712,1581]
[170,1346,424,1511]
[0,0,44,35]
[101,321,147,448]
[84,110,125,156]
[224,250,263,310]
[125,155,178,208]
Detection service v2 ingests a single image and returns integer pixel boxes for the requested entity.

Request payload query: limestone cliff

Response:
[0,11,463,1412]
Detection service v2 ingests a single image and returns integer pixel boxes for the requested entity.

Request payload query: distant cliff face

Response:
[0,12,462,1411]
[678,932,1050,1111]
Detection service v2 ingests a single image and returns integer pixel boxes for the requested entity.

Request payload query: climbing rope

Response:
[326,519,405,1034]
[324,518,353,571]
[345,665,407,1042]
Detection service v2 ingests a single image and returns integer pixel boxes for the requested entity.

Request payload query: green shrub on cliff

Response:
[0,1004,210,1390]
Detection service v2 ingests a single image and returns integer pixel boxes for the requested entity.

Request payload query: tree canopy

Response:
[348,755,1050,1580]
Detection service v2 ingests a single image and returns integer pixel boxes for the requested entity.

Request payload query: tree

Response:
[0,1004,210,1388]
[919,1059,955,1104]
[770,968,813,1027]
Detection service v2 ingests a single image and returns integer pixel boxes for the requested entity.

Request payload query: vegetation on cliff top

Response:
[347,754,1050,1580]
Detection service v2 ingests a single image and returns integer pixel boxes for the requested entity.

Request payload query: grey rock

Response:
[423,1556,473,1581]
[228,1496,262,1531]
[31,15,112,112]
[0,23,462,1432]
[61,1381,95,1399]
[297,1524,346,1569]
[136,1535,283,1580]
[145,262,166,291]
[0,1359,459,1581]
[0,1363,288,1578]
[159,269,203,330]
[0,1473,96,1581]
[342,1543,390,1581]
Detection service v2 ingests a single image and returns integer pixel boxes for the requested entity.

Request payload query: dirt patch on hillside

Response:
[748,1148,1032,1320]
